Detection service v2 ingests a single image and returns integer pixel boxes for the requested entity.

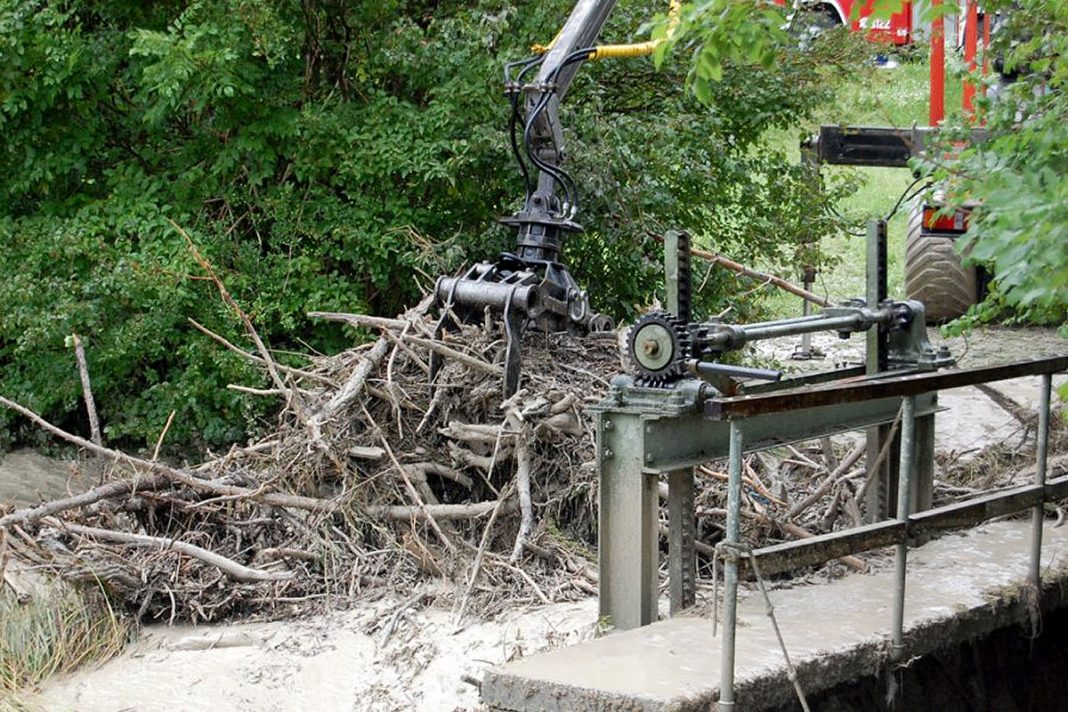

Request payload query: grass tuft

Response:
[1,574,131,709]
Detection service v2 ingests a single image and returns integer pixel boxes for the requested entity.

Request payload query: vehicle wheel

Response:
[904,203,978,323]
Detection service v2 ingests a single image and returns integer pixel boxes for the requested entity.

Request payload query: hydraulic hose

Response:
[533,0,681,61]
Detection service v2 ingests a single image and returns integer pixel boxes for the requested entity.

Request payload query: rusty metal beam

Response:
[741,365,868,395]
[1045,474,1068,501]
[909,485,1043,536]
[706,355,1068,420]
[746,520,905,577]
[747,474,1068,576]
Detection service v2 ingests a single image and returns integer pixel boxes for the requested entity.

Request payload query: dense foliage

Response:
[0,0,858,451]
[667,0,1066,402]
[919,0,1068,333]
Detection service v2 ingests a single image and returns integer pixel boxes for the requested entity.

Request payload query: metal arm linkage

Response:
[433,0,621,396]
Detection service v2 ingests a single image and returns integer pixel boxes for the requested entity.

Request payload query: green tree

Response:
[0,0,859,451]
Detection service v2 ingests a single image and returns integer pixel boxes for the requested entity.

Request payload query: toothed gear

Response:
[628,310,691,386]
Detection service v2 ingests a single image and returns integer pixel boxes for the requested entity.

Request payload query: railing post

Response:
[891,396,917,661]
[718,421,744,711]
[1030,374,1053,589]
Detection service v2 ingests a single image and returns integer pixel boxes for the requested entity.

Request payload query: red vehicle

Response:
[781,0,914,45]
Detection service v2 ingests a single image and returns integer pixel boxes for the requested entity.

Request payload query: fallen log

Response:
[365,499,518,521]
[0,395,336,515]
[307,294,435,445]
[48,518,294,583]
[0,473,170,529]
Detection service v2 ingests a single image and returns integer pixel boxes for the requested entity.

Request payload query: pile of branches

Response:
[0,295,621,623]
[3,274,1062,624]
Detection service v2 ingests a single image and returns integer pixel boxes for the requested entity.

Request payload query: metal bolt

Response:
[603,448,614,460]
[642,340,660,356]
[645,453,655,464]
[604,420,614,431]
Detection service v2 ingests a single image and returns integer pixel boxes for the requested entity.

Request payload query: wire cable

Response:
[824,174,932,239]
[520,48,595,215]
[507,58,544,200]
[883,175,930,223]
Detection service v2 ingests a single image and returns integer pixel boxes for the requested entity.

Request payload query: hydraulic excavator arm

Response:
[432,0,680,396]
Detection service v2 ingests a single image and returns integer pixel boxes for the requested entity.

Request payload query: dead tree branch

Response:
[70,333,103,448]
[49,519,294,583]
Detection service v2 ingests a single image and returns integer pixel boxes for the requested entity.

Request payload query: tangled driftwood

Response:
[0,295,622,623]
[2,281,1063,625]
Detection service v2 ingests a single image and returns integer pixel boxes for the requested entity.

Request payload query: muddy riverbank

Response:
[6,325,1066,711]
[0,450,93,508]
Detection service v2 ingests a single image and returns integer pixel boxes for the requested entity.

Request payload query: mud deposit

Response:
[8,326,1067,711]
[35,597,598,712]
[0,450,89,507]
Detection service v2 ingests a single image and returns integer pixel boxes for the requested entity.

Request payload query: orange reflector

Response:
[922,205,970,233]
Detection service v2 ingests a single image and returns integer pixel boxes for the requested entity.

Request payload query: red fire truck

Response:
[803,1,995,322]
[786,0,914,45]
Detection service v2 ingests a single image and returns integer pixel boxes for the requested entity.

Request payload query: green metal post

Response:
[912,414,935,513]
[865,219,894,523]
[597,411,659,630]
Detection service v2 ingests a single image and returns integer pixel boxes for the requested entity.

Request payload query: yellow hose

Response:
[531,28,562,55]
[589,0,681,60]
[531,0,681,60]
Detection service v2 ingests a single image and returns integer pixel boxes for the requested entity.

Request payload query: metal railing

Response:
[710,355,1065,710]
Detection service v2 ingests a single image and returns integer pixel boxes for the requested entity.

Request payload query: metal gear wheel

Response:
[627,310,691,386]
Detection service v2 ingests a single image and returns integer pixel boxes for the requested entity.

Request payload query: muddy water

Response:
[0,449,93,507]
[35,597,599,712]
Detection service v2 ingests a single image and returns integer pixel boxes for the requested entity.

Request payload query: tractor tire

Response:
[904,203,978,323]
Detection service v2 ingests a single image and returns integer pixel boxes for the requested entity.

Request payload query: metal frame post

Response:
[1030,374,1053,588]
[865,219,895,522]
[718,421,744,711]
[668,468,696,613]
[930,0,945,126]
[597,412,659,630]
[891,396,917,660]
[912,414,935,512]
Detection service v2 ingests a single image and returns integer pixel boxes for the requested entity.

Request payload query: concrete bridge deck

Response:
[482,518,1068,711]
